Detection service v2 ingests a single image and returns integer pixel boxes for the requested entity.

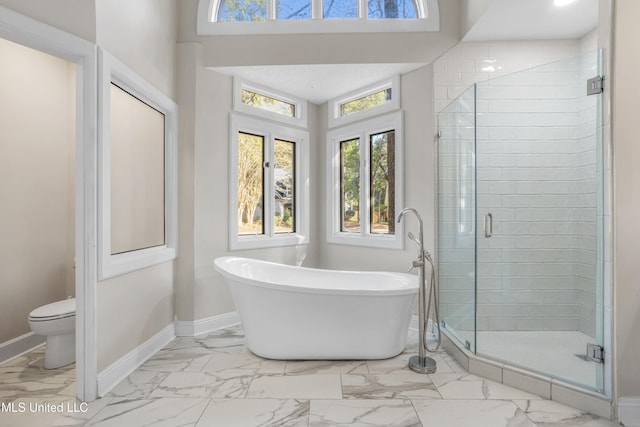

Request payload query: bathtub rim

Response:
[214,256,419,297]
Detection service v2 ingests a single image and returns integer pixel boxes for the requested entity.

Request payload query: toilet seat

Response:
[28,298,75,322]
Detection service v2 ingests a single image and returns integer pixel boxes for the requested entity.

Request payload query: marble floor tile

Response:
[439,351,468,373]
[137,346,214,372]
[413,399,536,427]
[0,367,77,400]
[309,399,421,427]
[429,373,489,399]
[515,399,620,426]
[342,373,441,400]
[246,374,343,399]
[430,373,545,401]
[202,347,286,374]
[367,352,416,374]
[150,371,253,398]
[0,325,620,427]
[367,351,456,376]
[284,359,368,375]
[196,399,309,427]
[85,397,209,427]
[107,371,169,401]
[189,325,247,349]
[0,396,110,427]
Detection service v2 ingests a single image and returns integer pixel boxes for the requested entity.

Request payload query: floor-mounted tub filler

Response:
[214,256,418,360]
[397,208,441,374]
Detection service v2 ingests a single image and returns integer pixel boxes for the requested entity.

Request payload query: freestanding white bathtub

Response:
[214,256,418,360]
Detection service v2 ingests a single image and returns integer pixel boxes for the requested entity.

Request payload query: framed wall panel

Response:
[98,49,178,280]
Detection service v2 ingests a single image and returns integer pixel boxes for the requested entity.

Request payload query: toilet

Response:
[28,298,76,369]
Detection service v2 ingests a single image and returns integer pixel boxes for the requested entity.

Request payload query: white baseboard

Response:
[97,323,175,397]
[0,332,46,364]
[618,397,640,427]
[175,311,240,337]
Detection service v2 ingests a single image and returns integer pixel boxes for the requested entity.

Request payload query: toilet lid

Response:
[29,298,75,319]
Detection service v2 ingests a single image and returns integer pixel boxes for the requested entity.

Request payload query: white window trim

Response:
[196,0,439,35]
[326,110,404,249]
[229,114,310,251]
[233,77,307,128]
[97,49,179,280]
[328,76,400,128]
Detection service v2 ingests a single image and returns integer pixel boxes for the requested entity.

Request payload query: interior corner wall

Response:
[0,38,76,345]
[175,42,200,323]
[318,66,436,274]
[181,59,323,323]
[94,0,178,371]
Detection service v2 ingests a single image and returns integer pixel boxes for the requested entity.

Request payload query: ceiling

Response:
[210,63,428,105]
[210,0,599,105]
[463,0,599,41]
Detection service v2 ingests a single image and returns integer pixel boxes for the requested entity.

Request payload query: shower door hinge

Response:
[587,76,604,95]
[586,343,604,363]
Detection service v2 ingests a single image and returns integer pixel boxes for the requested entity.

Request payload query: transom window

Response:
[234,78,307,127]
[197,0,439,35]
[329,76,400,128]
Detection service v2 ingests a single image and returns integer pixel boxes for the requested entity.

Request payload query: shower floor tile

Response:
[474,331,598,389]
[0,326,619,427]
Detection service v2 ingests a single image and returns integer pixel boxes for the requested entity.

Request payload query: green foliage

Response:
[341,139,360,222]
[340,88,391,117]
[218,0,267,21]
[241,90,295,117]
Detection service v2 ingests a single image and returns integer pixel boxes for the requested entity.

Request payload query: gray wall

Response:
[0,38,76,344]
[613,0,640,402]
[0,0,179,374]
[174,0,459,323]
[318,66,437,273]
[94,0,178,371]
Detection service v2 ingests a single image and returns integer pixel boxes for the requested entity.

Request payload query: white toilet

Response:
[28,298,76,369]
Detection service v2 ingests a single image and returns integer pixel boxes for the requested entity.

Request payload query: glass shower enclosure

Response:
[437,50,605,393]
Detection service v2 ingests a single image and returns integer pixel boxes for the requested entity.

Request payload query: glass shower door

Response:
[473,51,605,392]
[437,85,477,353]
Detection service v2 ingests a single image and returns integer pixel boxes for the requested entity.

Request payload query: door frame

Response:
[0,6,98,402]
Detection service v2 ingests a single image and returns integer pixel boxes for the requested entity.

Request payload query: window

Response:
[234,78,307,127]
[230,114,309,250]
[327,111,404,249]
[277,0,310,19]
[340,88,392,117]
[218,0,267,21]
[197,0,439,35]
[329,76,400,128]
[241,89,296,118]
[368,0,418,18]
[324,0,358,18]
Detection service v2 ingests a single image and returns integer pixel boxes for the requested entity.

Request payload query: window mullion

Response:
[311,0,322,19]
[264,134,275,237]
[269,0,277,20]
[360,133,369,238]
[359,0,367,19]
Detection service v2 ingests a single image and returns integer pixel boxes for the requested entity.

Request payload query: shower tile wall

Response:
[436,39,599,338]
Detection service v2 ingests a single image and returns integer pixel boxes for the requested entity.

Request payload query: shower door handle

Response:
[484,213,493,238]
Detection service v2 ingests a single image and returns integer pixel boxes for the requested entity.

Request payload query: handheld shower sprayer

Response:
[397,208,441,374]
